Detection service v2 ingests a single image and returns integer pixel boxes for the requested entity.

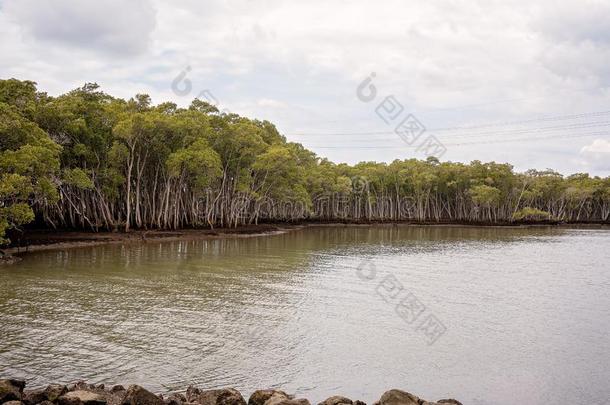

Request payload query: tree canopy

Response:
[0,79,608,244]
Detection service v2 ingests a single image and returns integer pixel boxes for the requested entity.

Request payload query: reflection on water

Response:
[1,225,609,405]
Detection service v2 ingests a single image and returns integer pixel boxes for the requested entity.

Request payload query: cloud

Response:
[533,1,610,45]
[581,138,610,154]
[3,0,156,56]
[532,1,610,86]
[578,138,610,172]
[0,0,609,175]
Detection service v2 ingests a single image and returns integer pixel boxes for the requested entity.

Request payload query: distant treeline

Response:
[1,79,609,243]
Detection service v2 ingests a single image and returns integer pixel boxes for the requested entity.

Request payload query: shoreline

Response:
[2,224,303,257]
[2,220,608,260]
[0,379,463,405]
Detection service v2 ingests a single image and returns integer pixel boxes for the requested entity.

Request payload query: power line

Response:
[315,120,610,143]
[291,120,610,142]
[289,109,610,137]
[431,110,610,132]
[446,131,609,147]
[304,131,609,149]
[295,84,609,125]
[429,120,610,140]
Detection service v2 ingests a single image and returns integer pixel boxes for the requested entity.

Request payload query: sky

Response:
[0,0,609,175]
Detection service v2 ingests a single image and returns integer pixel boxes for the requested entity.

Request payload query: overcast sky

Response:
[1,0,609,175]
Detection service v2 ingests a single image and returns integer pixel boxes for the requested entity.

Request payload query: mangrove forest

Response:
[1,78,609,243]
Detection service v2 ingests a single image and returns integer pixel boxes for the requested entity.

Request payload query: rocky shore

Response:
[0,379,461,405]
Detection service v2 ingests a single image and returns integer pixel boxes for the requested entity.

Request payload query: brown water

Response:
[1,225,609,405]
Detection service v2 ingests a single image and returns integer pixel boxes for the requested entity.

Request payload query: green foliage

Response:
[189,99,219,114]
[63,168,95,190]
[0,81,62,244]
[0,78,608,238]
[513,207,551,221]
[0,79,40,119]
[0,173,33,200]
[167,139,222,189]
[0,204,35,245]
[468,184,501,207]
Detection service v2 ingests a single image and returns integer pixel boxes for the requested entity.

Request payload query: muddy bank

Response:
[0,379,462,405]
[2,224,301,257]
[2,220,608,260]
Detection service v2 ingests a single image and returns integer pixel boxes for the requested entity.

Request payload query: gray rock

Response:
[190,389,245,405]
[317,396,352,405]
[110,387,125,394]
[248,390,291,405]
[58,391,106,405]
[437,401,462,405]
[121,385,163,405]
[373,390,420,405]
[0,379,25,403]
[264,393,309,405]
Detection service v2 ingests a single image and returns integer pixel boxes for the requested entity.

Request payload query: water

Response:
[1,225,609,405]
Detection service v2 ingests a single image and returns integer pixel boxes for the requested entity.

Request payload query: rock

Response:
[264,393,309,405]
[0,379,25,403]
[317,396,352,405]
[184,388,200,404]
[353,401,366,405]
[373,390,420,405]
[121,385,163,405]
[26,385,67,405]
[4,401,23,405]
[169,395,185,403]
[47,385,69,402]
[248,390,290,405]
[163,394,186,405]
[58,391,106,405]
[23,388,46,405]
[190,389,245,405]
[71,383,88,393]
[437,401,462,405]
[164,394,186,405]
[110,387,125,394]
[10,382,26,393]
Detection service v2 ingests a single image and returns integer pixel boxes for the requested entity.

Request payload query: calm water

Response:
[1,225,609,405]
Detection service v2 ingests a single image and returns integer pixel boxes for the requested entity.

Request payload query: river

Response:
[1,225,609,405]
